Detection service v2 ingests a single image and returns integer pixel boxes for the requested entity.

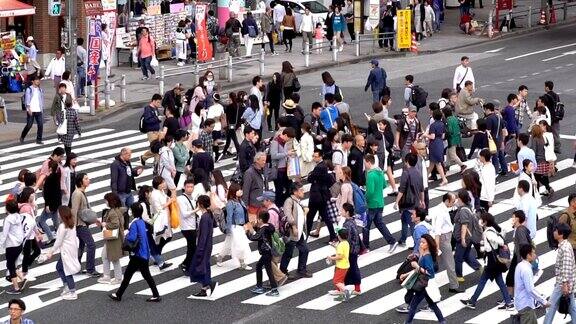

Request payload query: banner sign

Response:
[195,3,213,61]
[87,19,102,81]
[84,1,103,16]
[396,9,411,49]
[368,0,380,29]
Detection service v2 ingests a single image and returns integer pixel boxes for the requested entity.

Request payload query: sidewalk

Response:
[0,0,574,144]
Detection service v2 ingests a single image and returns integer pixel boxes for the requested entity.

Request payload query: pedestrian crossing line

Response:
[0,128,115,154]
[351,192,569,316]
[536,287,573,324]
[416,227,552,321]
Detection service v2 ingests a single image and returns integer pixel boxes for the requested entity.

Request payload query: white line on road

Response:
[484,47,505,53]
[532,72,541,75]
[567,63,574,66]
[554,66,563,69]
[544,69,552,72]
[542,50,576,62]
[507,78,515,82]
[494,81,503,85]
[565,89,574,92]
[505,43,576,61]
[519,75,527,79]
[560,134,576,140]
[480,84,492,88]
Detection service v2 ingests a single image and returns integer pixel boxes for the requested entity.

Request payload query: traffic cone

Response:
[549,5,557,24]
[410,33,419,53]
[539,9,546,25]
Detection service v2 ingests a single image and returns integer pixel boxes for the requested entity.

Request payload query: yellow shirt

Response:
[335,241,350,269]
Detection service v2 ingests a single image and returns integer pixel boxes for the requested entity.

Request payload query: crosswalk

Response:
[0,127,575,323]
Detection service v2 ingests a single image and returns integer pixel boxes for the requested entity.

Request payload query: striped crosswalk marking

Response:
[0,128,575,323]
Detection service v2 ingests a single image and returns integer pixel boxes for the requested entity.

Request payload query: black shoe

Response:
[387,192,398,197]
[146,296,161,302]
[19,138,24,144]
[297,271,313,278]
[108,293,121,301]
[159,262,172,271]
[35,140,44,145]
[44,239,56,248]
[449,288,464,294]
[87,271,102,278]
[498,171,507,177]
[194,289,208,297]
[140,156,146,167]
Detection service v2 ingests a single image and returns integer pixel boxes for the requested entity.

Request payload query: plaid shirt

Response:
[199,129,214,158]
[555,239,576,291]
[514,97,530,126]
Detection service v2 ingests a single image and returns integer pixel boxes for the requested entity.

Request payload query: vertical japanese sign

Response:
[87,19,102,81]
[195,3,213,61]
[396,9,411,49]
[368,0,380,29]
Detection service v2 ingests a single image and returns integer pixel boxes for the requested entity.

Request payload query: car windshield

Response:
[302,1,328,13]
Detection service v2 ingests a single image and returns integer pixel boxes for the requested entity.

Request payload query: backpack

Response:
[555,102,565,121]
[460,206,482,244]
[248,25,257,37]
[410,85,428,109]
[350,182,367,215]
[152,150,165,176]
[269,207,289,237]
[139,114,147,133]
[21,87,31,111]
[547,212,571,249]
[271,231,285,257]
[214,208,227,234]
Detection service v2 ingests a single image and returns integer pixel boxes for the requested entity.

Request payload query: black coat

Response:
[239,140,256,173]
[110,155,139,194]
[308,161,334,204]
[348,146,365,186]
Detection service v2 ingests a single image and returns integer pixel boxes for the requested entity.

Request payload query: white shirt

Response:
[516,194,538,240]
[479,162,496,202]
[332,145,349,167]
[177,193,197,230]
[430,203,454,236]
[300,14,314,32]
[0,213,24,248]
[250,86,264,111]
[424,5,435,22]
[29,86,42,112]
[101,30,111,60]
[273,4,286,23]
[45,57,66,78]
[207,102,225,131]
[256,0,266,11]
[453,64,476,91]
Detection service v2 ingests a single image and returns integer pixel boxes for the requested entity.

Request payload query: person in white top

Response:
[332,134,353,179]
[158,137,177,195]
[431,193,461,292]
[177,179,198,274]
[294,122,316,177]
[299,8,314,53]
[516,180,538,240]
[206,93,226,141]
[100,23,113,77]
[256,0,266,11]
[150,176,174,261]
[538,120,557,176]
[45,48,66,89]
[513,159,542,207]
[478,149,496,212]
[20,75,45,144]
[249,76,265,112]
[273,2,286,41]
[1,200,26,294]
[423,2,436,37]
[453,56,476,92]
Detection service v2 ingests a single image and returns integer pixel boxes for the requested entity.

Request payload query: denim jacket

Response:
[225,199,246,230]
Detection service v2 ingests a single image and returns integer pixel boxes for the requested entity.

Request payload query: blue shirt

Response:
[502,105,518,135]
[514,260,547,311]
[413,222,430,251]
[241,106,263,130]
[419,254,436,279]
[516,146,537,175]
[319,105,339,130]
[517,195,538,240]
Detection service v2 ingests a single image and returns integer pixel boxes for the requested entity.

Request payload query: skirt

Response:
[219,225,251,261]
[535,161,550,175]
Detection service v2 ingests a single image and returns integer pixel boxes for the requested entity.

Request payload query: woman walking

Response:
[138,185,171,270]
[461,212,513,310]
[423,109,448,185]
[513,159,542,207]
[281,8,296,52]
[18,188,41,281]
[217,183,252,270]
[98,193,125,285]
[296,122,315,178]
[158,136,177,196]
[2,200,26,295]
[190,195,218,297]
[46,206,81,300]
[281,61,297,99]
[530,125,554,196]
[221,92,243,157]
[60,101,82,156]
[175,20,188,66]
[400,233,446,324]
[539,120,557,177]
[150,177,174,270]
[138,28,156,80]
[241,95,264,140]
[332,6,345,52]
[109,203,161,302]
[61,152,78,207]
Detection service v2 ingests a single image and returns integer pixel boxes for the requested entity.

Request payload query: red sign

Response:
[497,0,512,10]
[87,19,102,81]
[195,4,213,62]
[84,1,103,16]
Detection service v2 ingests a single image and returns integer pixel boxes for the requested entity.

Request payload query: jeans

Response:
[181,229,197,272]
[371,89,382,103]
[491,148,508,174]
[37,209,59,241]
[362,208,396,249]
[552,121,561,153]
[470,271,511,304]
[306,203,337,241]
[405,289,445,324]
[434,9,442,30]
[256,253,276,288]
[20,111,43,141]
[399,209,415,244]
[139,56,155,78]
[117,192,134,208]
[273,169,291,207]
[116,256,159,298]
[261,32,275,53]
[76,66,86,97]
[76,225,96,273]
[56,258,76,290]
[543,284,576,324]
[454,242,481,277]
[280,235,309,274]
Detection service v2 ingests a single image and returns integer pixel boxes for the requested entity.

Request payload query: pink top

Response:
[139,35,156,58]
[267,205,280,230]
[314,27,324,40]
[337,182,353,216]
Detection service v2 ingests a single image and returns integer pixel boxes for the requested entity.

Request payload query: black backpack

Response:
[555,102,565,120]
[139,115,147,133]
[547,212,571,249]
[411,85,428,109]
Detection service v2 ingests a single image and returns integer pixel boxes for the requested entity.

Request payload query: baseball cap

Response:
[256,191,276,202]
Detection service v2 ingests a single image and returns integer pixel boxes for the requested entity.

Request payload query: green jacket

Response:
[446,115,462,147]
[172,142,189,172]
[365,167,387,209]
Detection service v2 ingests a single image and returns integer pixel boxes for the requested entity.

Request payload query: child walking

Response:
[314,23,324,54]
[247,211,279,297]
[327,228,351,301]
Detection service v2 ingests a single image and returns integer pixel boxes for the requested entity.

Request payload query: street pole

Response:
[67,0,78,80]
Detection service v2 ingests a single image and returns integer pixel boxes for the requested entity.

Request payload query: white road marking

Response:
[532,72,541,75]
[484,47,505,53]
[542,50,576,62]
[505,43,576,61]
[560,134,576,140]
[507,78,515,82]
[480,84,492,88]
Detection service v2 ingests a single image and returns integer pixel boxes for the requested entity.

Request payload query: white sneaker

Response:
[177,62,184,66]
[97,277,111,284]
[62,291,78,300]
[141,76,149,80]
[110,278,122,285]
[60,287,70,296]
[216,255,224,267]
[338,46,344,52]
[240,264,252,271]
[328,290,341,296]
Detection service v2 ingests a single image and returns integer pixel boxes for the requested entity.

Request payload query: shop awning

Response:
[0,0,35,18]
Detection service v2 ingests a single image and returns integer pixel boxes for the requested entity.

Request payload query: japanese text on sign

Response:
[396,9,411,49]
[87,19,102,82]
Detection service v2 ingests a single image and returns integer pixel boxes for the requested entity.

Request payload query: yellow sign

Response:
[396,9,411,49]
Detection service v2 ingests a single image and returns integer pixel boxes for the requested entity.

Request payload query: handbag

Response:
[56,117,67,135]
[287,156,301,179]
[326,199,339,224]
[411,272,429,292]
[102,228,119,240]
[79,209,98,224]
[150,56,159,67]
[401,269,419,290]
[292,77,301,92]
[169,199,180,229]
[487,131,497,154]
[122,237,140,252]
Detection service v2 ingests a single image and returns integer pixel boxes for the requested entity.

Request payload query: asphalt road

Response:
[3,23,576,324]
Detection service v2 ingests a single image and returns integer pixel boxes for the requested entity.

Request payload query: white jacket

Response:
[300,14,314,33]
[482,226,504,253]
[424,5,435,22]
[295,132,315,177]
[513,171,542,207]
[177,193,197,231]
[0,213,24,248]
[51,224,81,276]
[479,162,496,202]
[453,65,476,91]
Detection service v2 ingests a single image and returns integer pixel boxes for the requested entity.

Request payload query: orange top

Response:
[282,15,296,29]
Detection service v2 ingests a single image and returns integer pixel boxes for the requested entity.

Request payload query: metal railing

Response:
[82,74,127,116]
[354,31,396,56]
[302,38,343,67]
[158,49,266,94]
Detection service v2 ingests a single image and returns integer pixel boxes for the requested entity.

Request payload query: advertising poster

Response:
[369,0,380,29]
[195,3,213,61]
[396,9,411,49]
[87,19,102,81]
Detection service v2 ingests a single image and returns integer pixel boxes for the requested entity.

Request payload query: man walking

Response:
[44,48,66,89]
[456,80,483,130]
[177,179,197,275]
[363,153,398,253]
[432,193,461,293]
[140,94,163,166]
[110,147,142,207]
[543,80,561,153]
[453,56,475,92]
[242,152,269,222]
[516,180,538,240]
[484,102,508,176]
[307,149,337,243]
[20,75,44,144]
[559,193,576,255]
[364,60,387,103]
[514,245,550,322]
[76,38,87,97]
[299,8,314,53]
[395,153,425,247]
[348,134,366,186]
[281,182,312,279]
